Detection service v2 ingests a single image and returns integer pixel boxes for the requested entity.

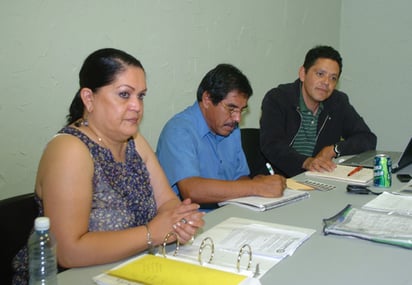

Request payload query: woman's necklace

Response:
[87,125,104,145]
[75,119,105,146]
[75,119,126,161]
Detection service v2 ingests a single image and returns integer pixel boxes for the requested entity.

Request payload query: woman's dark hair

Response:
[196,63,253,104]
[66,48,144,125]
[303,45,343,76]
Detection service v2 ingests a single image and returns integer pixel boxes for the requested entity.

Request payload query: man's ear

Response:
[80,88,94,112]
[201,91,212,109]
[298,66,306,82]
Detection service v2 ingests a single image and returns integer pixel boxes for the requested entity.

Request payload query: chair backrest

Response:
[0,193,38,285]
[240,128,269,177]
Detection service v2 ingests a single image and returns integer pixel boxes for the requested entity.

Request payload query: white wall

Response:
[340,0,412,151]
[0,0,342,199]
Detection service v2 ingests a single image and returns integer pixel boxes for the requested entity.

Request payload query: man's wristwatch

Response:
[334,143,341,158]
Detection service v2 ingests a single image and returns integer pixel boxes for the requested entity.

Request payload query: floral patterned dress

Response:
[12,126,157,284]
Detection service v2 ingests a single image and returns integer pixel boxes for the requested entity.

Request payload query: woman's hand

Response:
[149,198,205,245]
[172,198,205,243]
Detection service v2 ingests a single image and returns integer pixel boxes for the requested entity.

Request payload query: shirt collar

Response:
[193,102,233,142]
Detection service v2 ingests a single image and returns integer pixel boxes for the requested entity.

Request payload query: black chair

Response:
[0,193,38,285]
[240,128,269,177]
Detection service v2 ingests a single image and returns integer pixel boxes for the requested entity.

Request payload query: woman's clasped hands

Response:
[173,198,205,243]
[150,198,205,246]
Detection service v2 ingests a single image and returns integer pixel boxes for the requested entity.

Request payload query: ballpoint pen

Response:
[266,162,275,175]
[347,166,363,176]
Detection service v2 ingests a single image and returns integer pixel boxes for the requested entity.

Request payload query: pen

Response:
[347,166,363,177]
[266,162,275,175]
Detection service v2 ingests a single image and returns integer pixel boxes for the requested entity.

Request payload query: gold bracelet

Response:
[144,224,155,254]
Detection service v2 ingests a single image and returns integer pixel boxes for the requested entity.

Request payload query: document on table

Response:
[305,165,373,185]
[168,217,315,279]
[362,191,412,215]
[323,204,412,249]
[191,217,315,259]
[156,217,315,280]
[218,189,309,211]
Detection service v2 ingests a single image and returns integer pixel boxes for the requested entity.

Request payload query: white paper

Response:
[218,189,309,211]
[305,165,373,185]
[166,217,315,279]
[333,208,412,238]
[362,191,412,215]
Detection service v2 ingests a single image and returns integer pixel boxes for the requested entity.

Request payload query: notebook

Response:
[305,165,373,185]
[340,137,412,173]
[217,189,309,211]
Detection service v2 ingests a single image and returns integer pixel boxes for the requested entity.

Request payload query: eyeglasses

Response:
[220,101,248,116]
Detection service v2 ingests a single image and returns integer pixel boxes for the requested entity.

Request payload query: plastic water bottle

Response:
[28,217,58,285]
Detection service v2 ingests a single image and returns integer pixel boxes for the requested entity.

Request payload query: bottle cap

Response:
[34,217,50,231]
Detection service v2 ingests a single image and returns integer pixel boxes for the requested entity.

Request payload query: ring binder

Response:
[94,217,316,283]
[198,237,215,265]
[236,244,252,272]
[162,233,255,273]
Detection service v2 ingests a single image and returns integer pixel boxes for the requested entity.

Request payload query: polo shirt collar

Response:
[193,102,231,142]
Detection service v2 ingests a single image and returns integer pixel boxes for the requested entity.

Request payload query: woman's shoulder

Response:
[35,127,94,201]
[132,132,155,162]
[49,126,85,143]
[43,127,91,159]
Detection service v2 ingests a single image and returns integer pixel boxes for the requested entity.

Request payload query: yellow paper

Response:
[287,179,315,191]
[108,254,246,285]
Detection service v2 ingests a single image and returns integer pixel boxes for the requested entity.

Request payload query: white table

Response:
[58,165,412,285]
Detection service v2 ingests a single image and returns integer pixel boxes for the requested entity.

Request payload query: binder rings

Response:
[93,218,315,285]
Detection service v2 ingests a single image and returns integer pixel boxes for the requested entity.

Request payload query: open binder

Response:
[323,204,412,249]
[93,217,315,285]
[94,254,255,285]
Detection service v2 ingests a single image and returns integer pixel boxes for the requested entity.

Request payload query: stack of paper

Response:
[323,193,412,249]
[188,217,315,261]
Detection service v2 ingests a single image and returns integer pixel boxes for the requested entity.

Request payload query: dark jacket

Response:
[260,79,377,177]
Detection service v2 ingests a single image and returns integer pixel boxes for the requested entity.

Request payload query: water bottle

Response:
[28,217,58,285]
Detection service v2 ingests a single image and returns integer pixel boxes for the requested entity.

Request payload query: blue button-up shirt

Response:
[156,102,250,197]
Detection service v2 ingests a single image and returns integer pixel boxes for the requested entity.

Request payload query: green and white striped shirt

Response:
[292,92,323,156]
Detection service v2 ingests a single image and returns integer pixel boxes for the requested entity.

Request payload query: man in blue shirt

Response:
[157,64,285,210]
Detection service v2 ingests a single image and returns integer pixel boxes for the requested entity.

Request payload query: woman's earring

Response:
[75,118,88,127]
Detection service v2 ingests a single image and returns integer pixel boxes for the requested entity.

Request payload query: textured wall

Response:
[340,0,412,151]
[0,0,341,199]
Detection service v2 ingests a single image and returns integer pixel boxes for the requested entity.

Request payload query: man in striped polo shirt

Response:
[259,45,377,177]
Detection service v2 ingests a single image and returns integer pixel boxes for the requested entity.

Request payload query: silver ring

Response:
[180,218,188,224]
